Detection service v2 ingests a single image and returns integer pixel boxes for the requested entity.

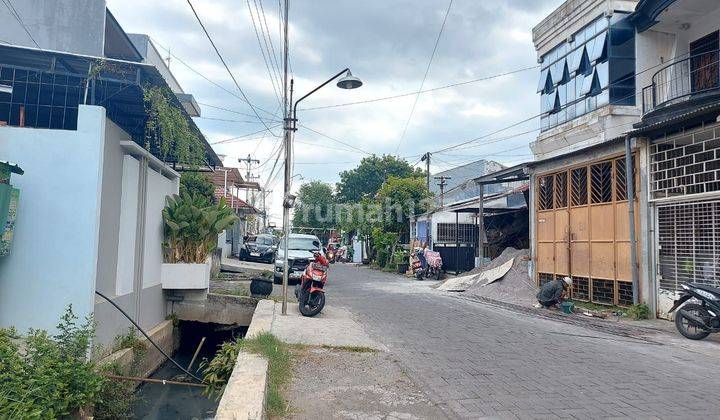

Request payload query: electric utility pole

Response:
[281,0,291,316]
[434,175,451,207]
[239,154,260,201]
[261,189,273,230]
[421,152,431,190]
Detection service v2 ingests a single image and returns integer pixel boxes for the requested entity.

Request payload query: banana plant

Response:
[162,193,238,263]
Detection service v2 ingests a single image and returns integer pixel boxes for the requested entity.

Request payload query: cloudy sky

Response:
[107,0,559,222]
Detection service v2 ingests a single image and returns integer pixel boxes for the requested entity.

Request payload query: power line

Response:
[185,0,278,136]
[430,46,705,155]
[297,123,373,156]
[210,124,283,145]
[299,68,539,112]
[247,0,282,107]
[2,0,41,50]
[257,0,283,86]
[395,0,453,155]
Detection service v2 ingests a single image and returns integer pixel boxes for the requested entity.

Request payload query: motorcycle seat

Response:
[693,283,720,297]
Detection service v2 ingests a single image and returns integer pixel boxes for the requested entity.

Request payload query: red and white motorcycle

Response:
[294,251,329,317]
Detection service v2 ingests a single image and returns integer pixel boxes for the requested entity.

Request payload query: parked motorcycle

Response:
[294,251,329,317]
[410,248,444,280]
[668,282,720,340]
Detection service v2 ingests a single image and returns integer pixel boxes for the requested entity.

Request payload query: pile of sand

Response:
[464,248,537,306]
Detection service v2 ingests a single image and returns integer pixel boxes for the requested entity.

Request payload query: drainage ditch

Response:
[131,321,247,419]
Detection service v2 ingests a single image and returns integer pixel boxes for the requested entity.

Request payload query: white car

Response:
[273,234,325,284]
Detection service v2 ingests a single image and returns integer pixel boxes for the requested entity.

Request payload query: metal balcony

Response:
[642,49,720,115]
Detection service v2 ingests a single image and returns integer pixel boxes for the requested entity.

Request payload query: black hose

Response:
[94,290,204,383]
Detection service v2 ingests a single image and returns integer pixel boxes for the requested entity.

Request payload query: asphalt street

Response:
[326,263,720,419]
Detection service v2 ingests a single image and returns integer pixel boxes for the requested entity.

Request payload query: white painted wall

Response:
[0,106,105,334]
[116,157,139,296]
[143,169,172,288]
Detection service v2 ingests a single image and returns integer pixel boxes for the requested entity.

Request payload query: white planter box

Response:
[161,260,211,290]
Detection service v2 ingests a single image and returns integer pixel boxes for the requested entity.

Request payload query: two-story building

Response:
[0,1,221,347]
[529,0,649,308]
[629,0,720,317]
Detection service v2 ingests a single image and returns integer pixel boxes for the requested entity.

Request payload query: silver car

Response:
[273,233,324,284]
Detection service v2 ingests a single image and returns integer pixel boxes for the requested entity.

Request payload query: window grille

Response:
[657,200,720,292]
[554,172,568,208]
[538,273,554,287]
[650,127,720,199]
[618,282,633,306]
[436,223,478,244]
[572,277,590,301]
[590,161,613,203]
[0,66,83,130]
[571,167,588,206]
[592,278,615,304]
[539,175,554,210]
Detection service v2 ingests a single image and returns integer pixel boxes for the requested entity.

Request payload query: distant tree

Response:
[376,176,433,234]
[335,155,424,203]
[179,172,215,205]
[292,181,335,230]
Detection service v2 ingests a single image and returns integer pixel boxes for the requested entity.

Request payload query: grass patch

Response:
[571,300,626,314]
[217,288,249,297]
[320,344,377,353]
[201,332,292,417]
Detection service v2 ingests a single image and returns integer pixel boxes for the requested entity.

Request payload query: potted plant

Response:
[250,272,273,297]
[161,193,238,292]
[394,249,410,274]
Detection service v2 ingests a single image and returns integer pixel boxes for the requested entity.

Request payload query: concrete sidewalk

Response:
[221,257,274,273]
[270,302,385,350]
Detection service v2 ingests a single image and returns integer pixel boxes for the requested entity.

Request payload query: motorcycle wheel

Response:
[435,268,443,281]
[299,292,325,317]
[675,303,711,340]
[415,269,424,280]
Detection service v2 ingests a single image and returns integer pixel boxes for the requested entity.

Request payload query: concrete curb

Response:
[216,299,275,419]
[246,299,275,338]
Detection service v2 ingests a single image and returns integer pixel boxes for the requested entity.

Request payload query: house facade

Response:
[529,0,650,307]
[0,3,220,346]
[530,0,720,315]
[629,0,720,317]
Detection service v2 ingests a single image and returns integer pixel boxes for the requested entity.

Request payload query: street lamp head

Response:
[337,70,362,89]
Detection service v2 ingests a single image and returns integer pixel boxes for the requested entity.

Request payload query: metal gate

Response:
[657,200,720,292]
[535,155,637,305]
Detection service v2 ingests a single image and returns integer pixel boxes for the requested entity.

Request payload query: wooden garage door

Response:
[536,155,638,306]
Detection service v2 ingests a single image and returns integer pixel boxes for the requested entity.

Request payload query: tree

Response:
[376,176,433,234]
[335,155,424,203]
[292,181,335,230]
[179,172,215,205]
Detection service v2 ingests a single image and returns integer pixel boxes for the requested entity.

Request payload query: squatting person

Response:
[536,276,572,309]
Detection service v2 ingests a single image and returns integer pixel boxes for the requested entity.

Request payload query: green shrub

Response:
[628,303,651,320]
[0,306,105,418]
[201,333,291,416]
[94,363,136,420]
[162,193,238,263]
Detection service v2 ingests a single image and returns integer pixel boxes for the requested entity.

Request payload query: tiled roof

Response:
[213,187,258,212]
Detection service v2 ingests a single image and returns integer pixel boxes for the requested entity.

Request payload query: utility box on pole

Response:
[0,161,23,257]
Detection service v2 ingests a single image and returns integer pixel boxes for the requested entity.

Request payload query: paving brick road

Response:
[327,264,720,419]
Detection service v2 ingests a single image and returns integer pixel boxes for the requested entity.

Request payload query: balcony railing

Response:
[642,49,720,114]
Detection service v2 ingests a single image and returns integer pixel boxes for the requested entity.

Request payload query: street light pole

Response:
[280,69,363,315]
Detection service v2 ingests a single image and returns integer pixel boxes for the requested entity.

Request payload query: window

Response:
[537,13,633,132]
[590,161,613,203]
[571,167,588,206]
[436,223,478,243]
[537,68,552,93]
[539,175,554,210]
[554,172,568,208]
[588,32,607,63]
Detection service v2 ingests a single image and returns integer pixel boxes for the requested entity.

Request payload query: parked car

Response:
[239,234,277,263]
[274,233,324,284]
